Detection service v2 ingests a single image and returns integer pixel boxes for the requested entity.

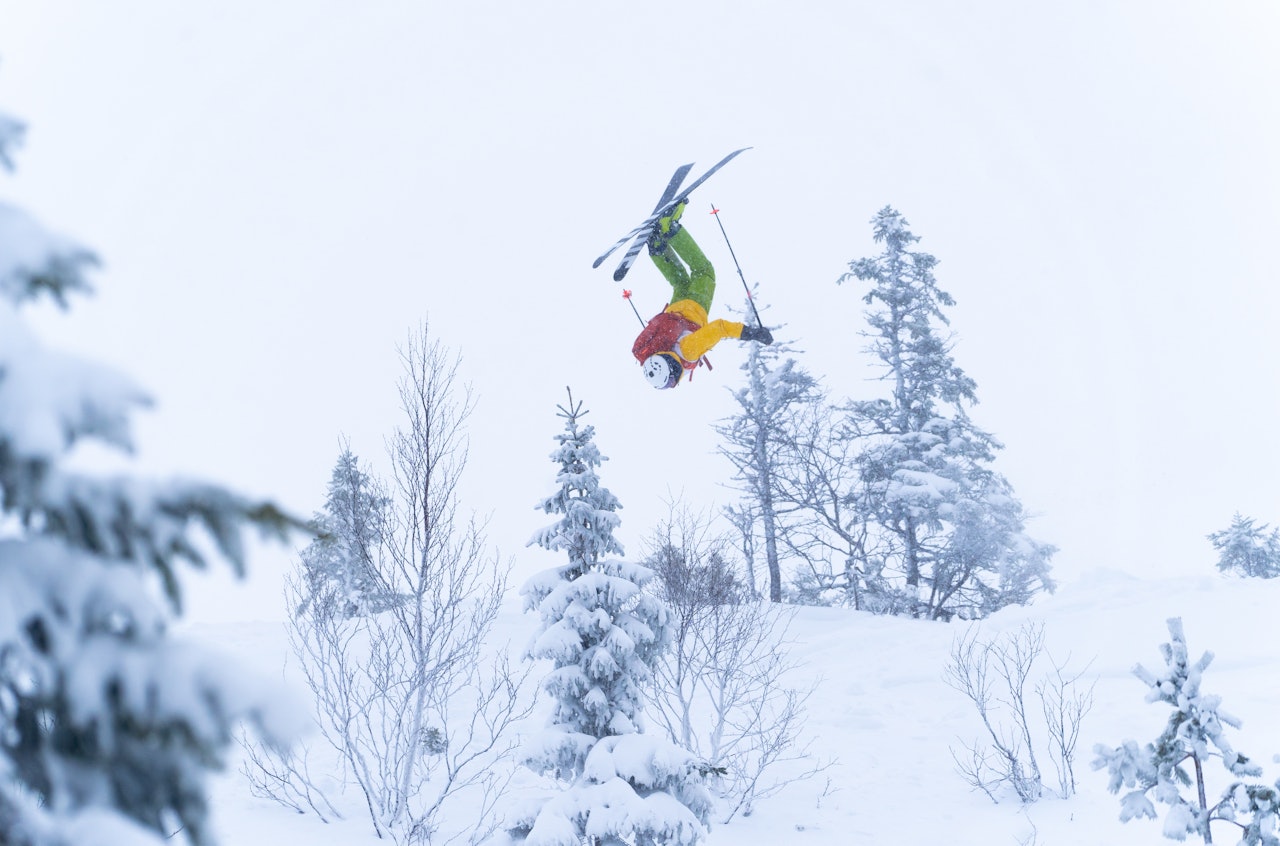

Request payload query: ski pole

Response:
[709,203,765,327]
[622,289,646,327]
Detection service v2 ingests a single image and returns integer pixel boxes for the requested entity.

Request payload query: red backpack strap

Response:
[683,354,711,381]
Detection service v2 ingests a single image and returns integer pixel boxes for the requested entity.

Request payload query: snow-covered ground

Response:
[189,569,1280,845]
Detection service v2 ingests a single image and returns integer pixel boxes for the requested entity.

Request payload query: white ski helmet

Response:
[642,353,682,390]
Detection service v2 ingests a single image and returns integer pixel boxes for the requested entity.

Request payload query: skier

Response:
[633,200,773,390]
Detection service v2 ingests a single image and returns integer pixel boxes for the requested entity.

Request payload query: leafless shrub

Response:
[240,736,344,823]
[944,621,1094,803]
[1037,651,1095,799]
[645,505,833,823]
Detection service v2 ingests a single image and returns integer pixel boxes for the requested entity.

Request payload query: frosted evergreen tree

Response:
[296,446,397,617]
[839,207,1054,619]
[1094,618,1280,844]
[715,296,818,602]
[0,105,297,845]
[1208,513,1280,578]
[510,389,711,846]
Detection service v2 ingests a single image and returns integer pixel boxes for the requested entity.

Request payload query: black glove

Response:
[741,324,774,345]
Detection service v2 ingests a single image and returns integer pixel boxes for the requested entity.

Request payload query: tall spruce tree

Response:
[511,389,711,846]
[0,104,297,845]
[840,207,1054,619]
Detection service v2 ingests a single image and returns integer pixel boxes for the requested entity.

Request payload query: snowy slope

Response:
[190,570,1280,846]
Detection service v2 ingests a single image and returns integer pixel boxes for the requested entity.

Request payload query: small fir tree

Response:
[511,389,711,846]
[1208,514,1280,578]
[1093,618,1280,844]
[296,446,397,617]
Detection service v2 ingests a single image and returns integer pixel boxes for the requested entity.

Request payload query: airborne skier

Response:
[592,149,773,390]
[632,201,773,390]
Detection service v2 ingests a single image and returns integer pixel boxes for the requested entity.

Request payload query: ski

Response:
[654,162,695,214]
[609,147,751,282]
[602,164,694,282]
[592,162,692,271]
[592,147,752,282]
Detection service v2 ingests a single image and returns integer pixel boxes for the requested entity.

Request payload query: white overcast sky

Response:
[2,1,1278,620]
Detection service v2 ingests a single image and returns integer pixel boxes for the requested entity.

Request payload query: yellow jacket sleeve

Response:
[676,319,745,362]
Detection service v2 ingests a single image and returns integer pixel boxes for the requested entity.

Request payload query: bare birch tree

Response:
[245,322,533,845]
[769,401,889,611]
[715,299,818,603]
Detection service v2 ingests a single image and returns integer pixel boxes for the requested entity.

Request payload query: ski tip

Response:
[613,267,631,283]
[591,257,606,269]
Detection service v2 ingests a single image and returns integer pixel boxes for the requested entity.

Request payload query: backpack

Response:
[632,311,699,363]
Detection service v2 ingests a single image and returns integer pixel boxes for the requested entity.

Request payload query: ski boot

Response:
[647,199,687,254]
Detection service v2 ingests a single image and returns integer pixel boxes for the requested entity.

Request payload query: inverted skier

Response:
[631,201,773,390]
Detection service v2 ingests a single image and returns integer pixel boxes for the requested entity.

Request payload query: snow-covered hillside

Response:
[192,570,1280,845]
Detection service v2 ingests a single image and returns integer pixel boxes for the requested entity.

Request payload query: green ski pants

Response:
[649,226,716,313]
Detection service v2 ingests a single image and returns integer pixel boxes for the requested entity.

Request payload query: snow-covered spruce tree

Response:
[511,389,711,846]
[293,445,399,618]
[1208,513,1280,579]
[0,107,297,845]
[1093,618,1280,844]
[838,207,1055,619]
[715,294,818,602]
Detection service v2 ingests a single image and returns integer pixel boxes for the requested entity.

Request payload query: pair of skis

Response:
[592,147,751,282]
